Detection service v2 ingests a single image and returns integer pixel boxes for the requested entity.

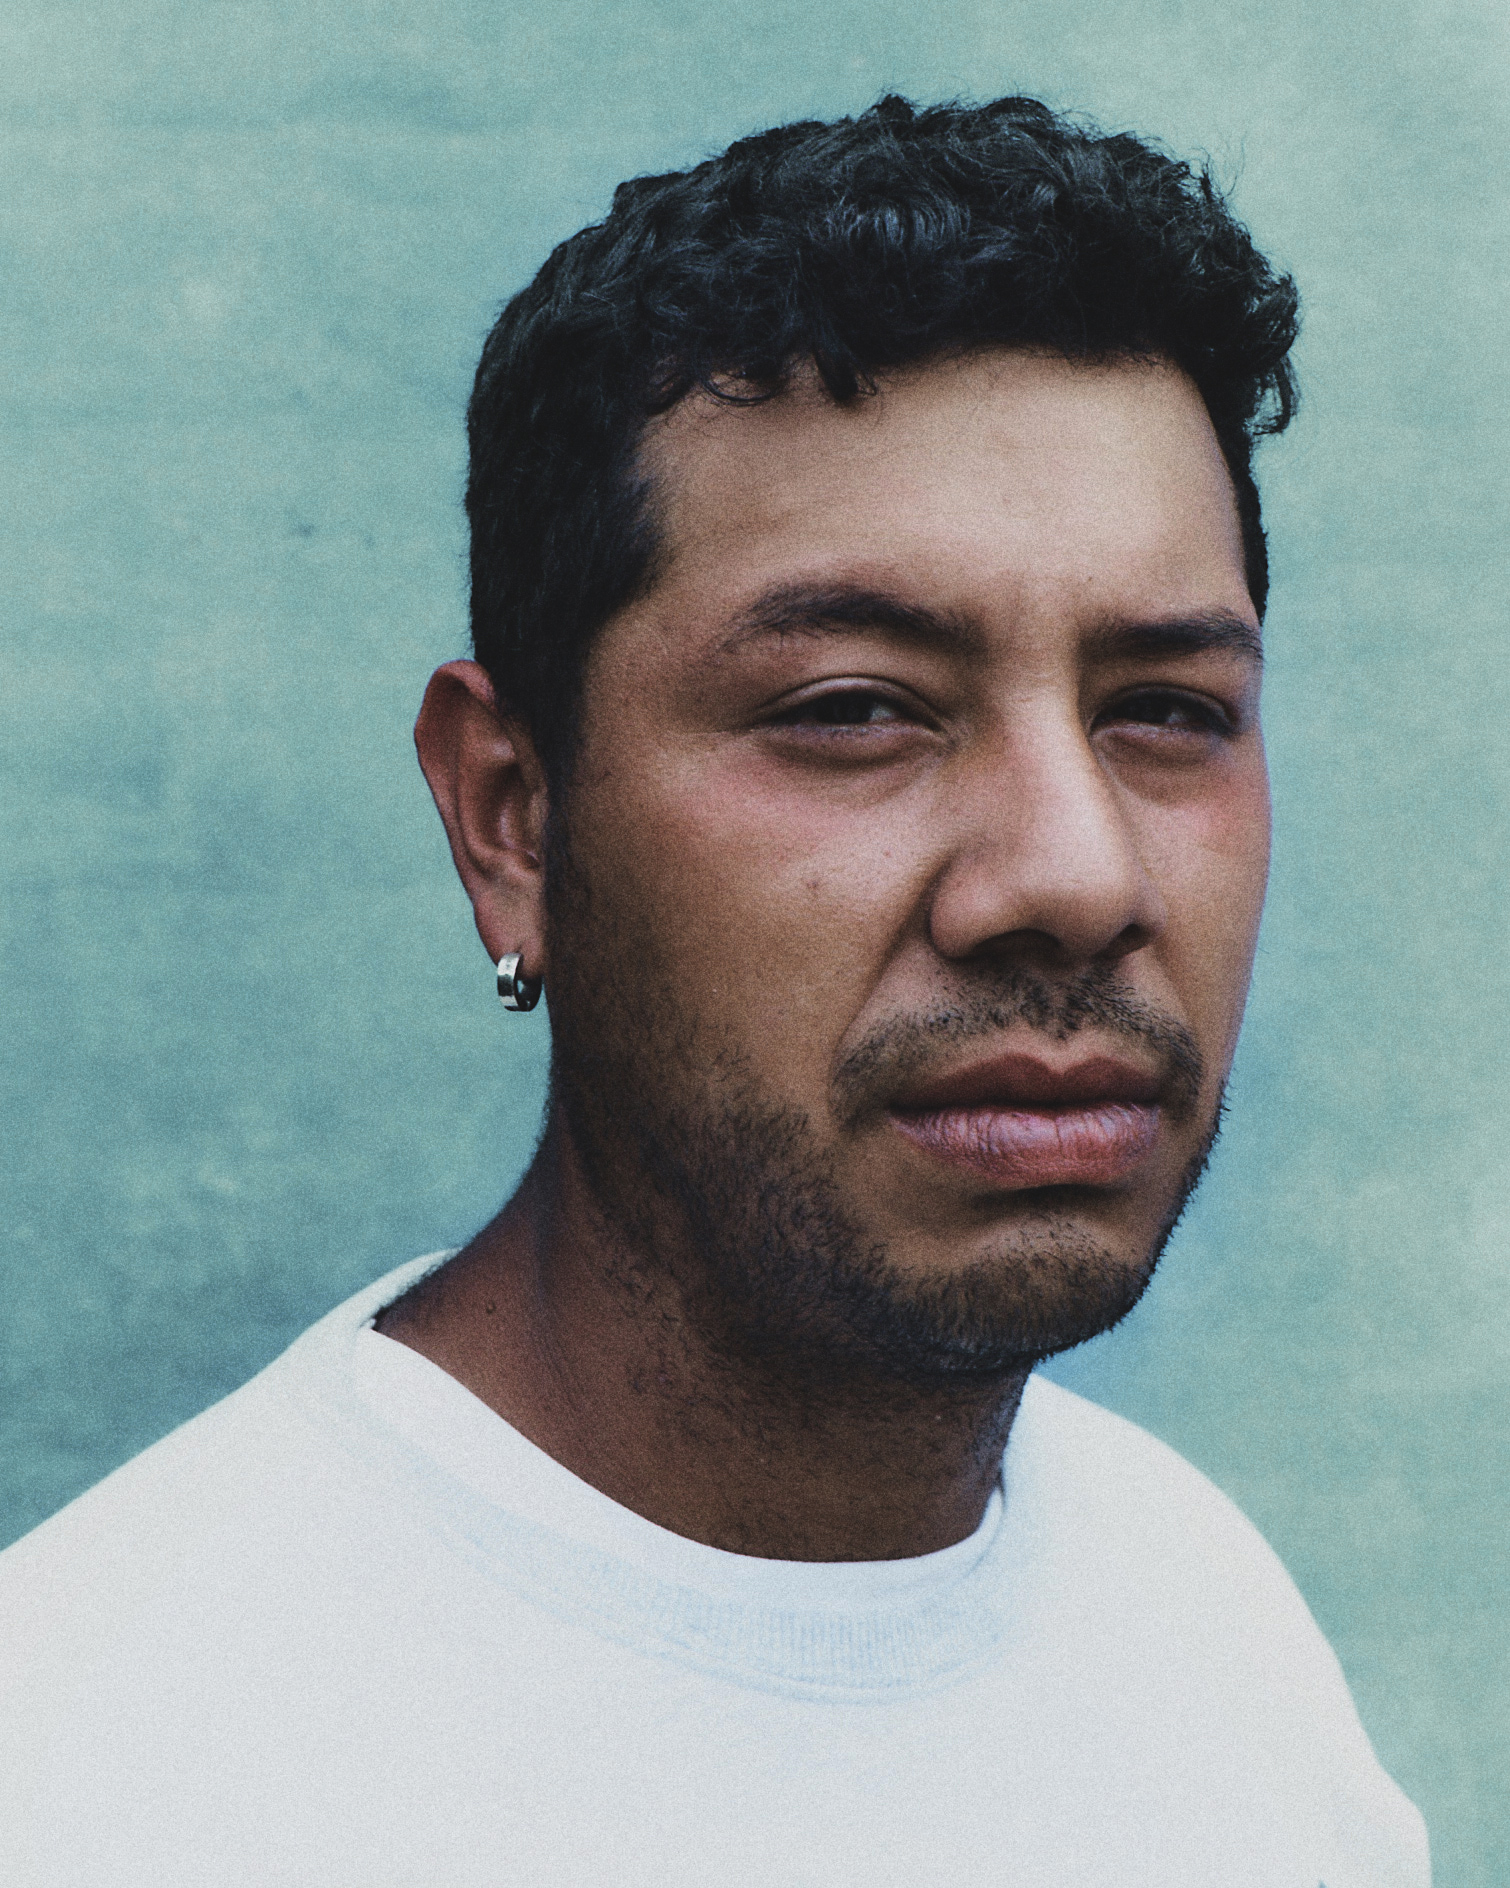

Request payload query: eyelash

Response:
[769,686,1238,738]
[770,687,913,728]
[1097,690,1238,737]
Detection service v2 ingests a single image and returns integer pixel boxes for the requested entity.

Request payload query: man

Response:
[1,96,1428,1884]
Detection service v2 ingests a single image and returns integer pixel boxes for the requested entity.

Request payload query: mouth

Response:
[886,1052,1166,1190]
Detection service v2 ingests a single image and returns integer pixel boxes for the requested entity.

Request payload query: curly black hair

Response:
[467,94,1299,778]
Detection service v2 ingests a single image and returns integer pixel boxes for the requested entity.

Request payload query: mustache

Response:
[832,964,1206,1126]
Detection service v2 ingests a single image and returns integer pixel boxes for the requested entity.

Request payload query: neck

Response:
[376,1124,1028,1561]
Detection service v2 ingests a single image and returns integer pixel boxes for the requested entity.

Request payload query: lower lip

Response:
[889,1103,1161,1188]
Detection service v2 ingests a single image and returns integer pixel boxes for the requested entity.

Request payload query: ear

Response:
[415,660,550,982]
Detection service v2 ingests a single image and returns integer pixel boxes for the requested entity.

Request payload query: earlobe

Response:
[414,660,550,976]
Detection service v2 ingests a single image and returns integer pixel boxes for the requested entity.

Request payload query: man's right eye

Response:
[772,689,906,727]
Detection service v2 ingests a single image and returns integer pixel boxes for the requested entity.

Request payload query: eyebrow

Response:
[717,583,983,658]
[718,584,1262,665]
[1083,609,1264,665]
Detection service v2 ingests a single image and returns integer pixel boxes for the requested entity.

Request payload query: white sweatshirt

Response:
[0,1255,1429,1887]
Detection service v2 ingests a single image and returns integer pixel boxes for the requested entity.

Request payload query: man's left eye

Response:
[1100,690,1234,735]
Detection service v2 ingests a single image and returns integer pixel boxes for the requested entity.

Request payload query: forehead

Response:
[636,350,1252,635]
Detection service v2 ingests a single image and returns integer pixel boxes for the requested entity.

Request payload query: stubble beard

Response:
[542,830,1224,1397]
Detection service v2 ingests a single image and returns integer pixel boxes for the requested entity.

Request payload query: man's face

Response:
[543,350,1269,1381]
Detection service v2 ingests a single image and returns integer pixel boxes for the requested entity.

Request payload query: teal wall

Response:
[2,1,1505,1877]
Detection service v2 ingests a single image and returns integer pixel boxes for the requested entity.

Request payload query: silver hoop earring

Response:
[496,951,542,1012]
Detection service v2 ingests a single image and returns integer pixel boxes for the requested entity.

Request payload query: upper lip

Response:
[888,1051,1165,1113]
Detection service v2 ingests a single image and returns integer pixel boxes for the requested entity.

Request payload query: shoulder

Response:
[1000,1376,1430,1881]
[1011,1371,1294,1561]
[0,1256,441,1632]
[1005,1373,1342,1670]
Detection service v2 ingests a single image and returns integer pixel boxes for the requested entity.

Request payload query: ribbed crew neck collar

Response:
[283,1255,1021,1700]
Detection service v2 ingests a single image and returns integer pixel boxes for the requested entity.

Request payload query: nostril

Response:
[1103,922,1153,961]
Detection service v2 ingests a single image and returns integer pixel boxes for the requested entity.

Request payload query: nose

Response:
[925,712,1167,969]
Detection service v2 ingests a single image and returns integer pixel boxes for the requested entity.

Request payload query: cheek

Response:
[577,749,924,1044]
[1141,759,1271,1047]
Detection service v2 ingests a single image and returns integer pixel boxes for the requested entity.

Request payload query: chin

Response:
[842,1227,1163,1382]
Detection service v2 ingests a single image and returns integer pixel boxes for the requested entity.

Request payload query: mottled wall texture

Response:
[2,0,1505,1877]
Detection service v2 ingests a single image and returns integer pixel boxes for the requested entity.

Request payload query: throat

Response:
[373,1155,1027,1563]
